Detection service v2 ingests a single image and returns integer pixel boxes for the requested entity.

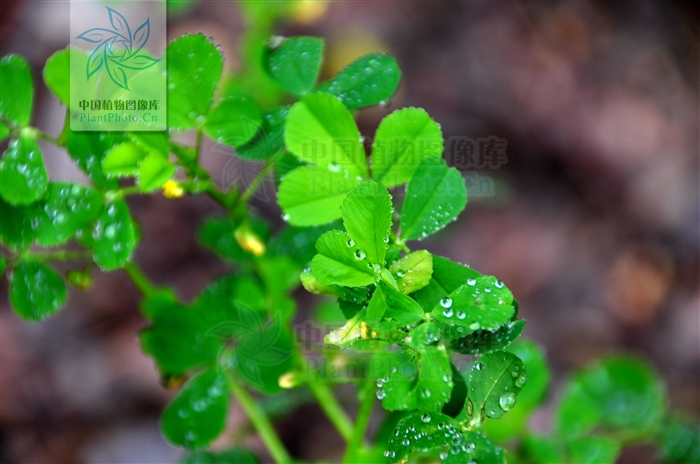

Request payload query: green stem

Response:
[226,372,292,464]
[35,129,61,145]
[194,128,203,164]
[124,262,155,295]
[26,250,92,261]
[307,380,354,442]
[239,158,275,205]
[342,379,376,463]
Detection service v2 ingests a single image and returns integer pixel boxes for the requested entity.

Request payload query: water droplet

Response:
[402,438,410,446]
[474,362,484,371]
[347,239,355,247]
[421,388,432,398]
[439,451,449,460]
[443,374,451,382]
[355,249,366,259]
[456,311,466,320]
[383,236,390,243]
[469,322,480,330]
[104,224,116,239]
[376,390,386,400]
[282,213,291,221]
[376,378,385,388]
[440,297,453,308]
[499,392,516,411]
[467,278,476,286]
[494,280,504,288]
[443,308,454,318]
[515,374,527,388]
[328,162,340,172]
[421,413,431,423]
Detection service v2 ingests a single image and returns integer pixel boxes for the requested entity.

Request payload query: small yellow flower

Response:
[235,224,266,256]
[278,372,299,389]
[361,321,371,340]
[291,0,328,25]
[162,180,184,199]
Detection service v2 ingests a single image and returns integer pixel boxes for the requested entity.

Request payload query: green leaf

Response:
[101,142,147,177]
[256,255,300,296]
[341,181,392,265]
[380,283,425,325]
[442,363,468,418]
[365,285,389,326]
[0,199,37,250]
[325,310,364,347]
[0,135,48,204]
[432,276,516,338]
[660,416,700,464]
[321,53,401,110]
[161,368,229,449]
[466,350,527,420]
[386,411,505,464]
[1,55,33,126]
[284,93,367,177]
[43,48,71,106]
[400,157,467,241]
[413,347,453,411]
[278,166,361,226]
[204,95,262,148]
[197,217,250,263]
[236,105,289,160]
[64,129,124,189]
[130,132,170,158]
[167,34,223,130]
[0,257,5,275]
[371,108,443,187]
[450,319,526,355]
[34,182,103,246]
[389,250,433,294]
[310,230,376,287]
[521,435,565,464]
[371,350,415,411]
[557,356,666,439]
[412,255,482,311]
[9,260,67,321]
[92,199,138,270]
[483,340,550,442]
[567,436,621,464]
[267,221,341,266]
[556,380,601,441]
[181,449,259,464]
[264,36,324,96]
[137,153,176,192]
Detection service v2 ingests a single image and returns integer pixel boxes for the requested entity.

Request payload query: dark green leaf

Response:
[442,363,468,418]
[0,121,9,142]
[365,285,389,326]
[310,229,376,287]
[92,199,138,270]
[371,108,443,187]
[181,449,259,464]
[567,436,620,464]
[466,350,527,420]
[0,135,48,204]
[341,181,392,265]
[9,260,67,321]
[521,435,565,464]
[1,55,33,126]
[411,255,481,311]
[0,198,37,250]
[284,93,367,177]
[64,129,124,188]
[381,283,425,325]
[197,216,250,263]
[264,36,324,96]
[167,34,223,130]
[204,95,262,148]
[660,416,700,464]
[400,157,467,241]
[450,319,526,355]
[278,166,361,226]
[34,182,103,246]
[161,368,229,449]
[321,53,401,110]
[267,221,340,266]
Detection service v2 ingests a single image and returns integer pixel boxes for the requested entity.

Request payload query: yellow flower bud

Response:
[278,371,299,389]
[291,0,328,25]
[235,224,266,256]
[162,180,184,199]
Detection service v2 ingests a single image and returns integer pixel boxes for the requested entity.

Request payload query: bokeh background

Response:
[1,0,698,462]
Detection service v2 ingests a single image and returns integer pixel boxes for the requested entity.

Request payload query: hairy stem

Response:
[226,372,292,464]
[342,379,376,463]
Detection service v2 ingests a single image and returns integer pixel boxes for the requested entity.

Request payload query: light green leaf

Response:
[400,158,467,241]
[466,350,527,420]
[0,135,48,204]
[204,95,262,148]
[161,368,229,449]
[386,411,505,464]
[389,250,433,294]
[325,310,364,347]
[130,132,170,158]
[310,230,376,287]
[278,166,361,226]
[341,181,392,265]
[137,153,176,192]
[365,285,389,326]
[92,199,138,270]
[43,48,71,106]
[264,36,324,96]
[321,53,401,110]
[167,34,223,130]
[9,260,67,321]
[101,142,147,177]
[432,275,515,339]
[1,55,33,127]
[371,108,443,187]
[236,105,289,160]
[568,436,621,464]
[34,182,103,246]
[284,93,367,177]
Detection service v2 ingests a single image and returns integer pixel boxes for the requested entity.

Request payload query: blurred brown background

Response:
[1,1,698,463]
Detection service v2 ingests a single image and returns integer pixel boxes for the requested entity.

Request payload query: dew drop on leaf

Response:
[499,392,516,411]
[440,297,453,308]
